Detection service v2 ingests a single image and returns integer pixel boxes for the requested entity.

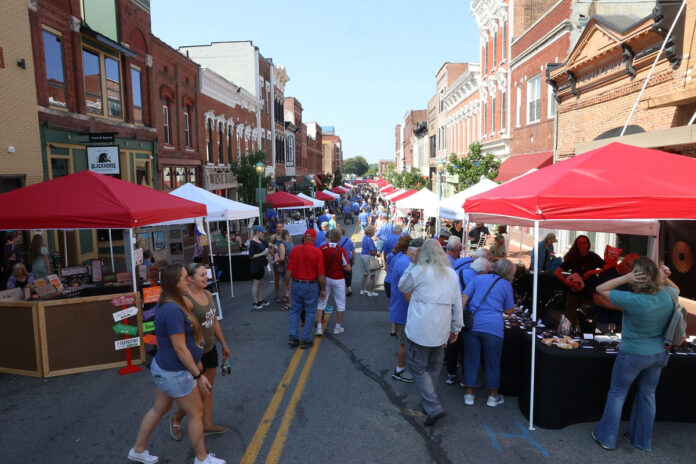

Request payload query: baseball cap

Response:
[545,233,557,243]
[321,221,329,229]
[304,228,317,239]
[409,238,425,248]
[253,225,267,233]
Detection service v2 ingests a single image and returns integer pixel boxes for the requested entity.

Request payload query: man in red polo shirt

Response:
[315,228,351,336]
[287,228,326,349]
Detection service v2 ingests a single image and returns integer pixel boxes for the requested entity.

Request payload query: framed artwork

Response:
[136,232,150,250]
[170,229,181,240]
[170,242,183,254]
[153,231,165,250]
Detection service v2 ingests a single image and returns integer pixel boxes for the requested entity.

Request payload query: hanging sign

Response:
[112,306,139,322]
[87,146,120,174]
[143,286,162,304]
[142,321,155,332]
[115,337,141,350]
[111,295,136,307]
[112,323,138,336]
[143,334,157,345]
[142,307,157,320]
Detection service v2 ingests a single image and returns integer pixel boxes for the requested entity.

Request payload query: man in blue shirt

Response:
[343,202,353,223]
[337,230,356,296]
[530,233,558,271]
[375,215,393,259]
[315,222,329,247]
[358,209,369,231]
[382,224,405,266]
[389,238,422,383]
[318,209,330,227]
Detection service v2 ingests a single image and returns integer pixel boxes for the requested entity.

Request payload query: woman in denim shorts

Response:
[128,264,226,464]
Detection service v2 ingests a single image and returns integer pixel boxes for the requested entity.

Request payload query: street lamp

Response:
[310,178,316,197]
[435,159,446,235]
[255,161,265,224]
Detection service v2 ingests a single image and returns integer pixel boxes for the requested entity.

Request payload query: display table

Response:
[214,252,252,282]
[0,292,144,377]
[285,222,318,236]
[502,328,696,429]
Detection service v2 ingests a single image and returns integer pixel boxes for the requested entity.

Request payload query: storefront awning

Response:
[496,152,553,183]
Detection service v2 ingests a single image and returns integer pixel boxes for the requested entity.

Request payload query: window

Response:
[42,29,67,108]
[206,120,213,163]
[548,83,556,119]
[501,90,506,130]
[228,127,233,164]
[501,20,507,61]
[218,122,224,163]
[482,102,487,137]
[184,108,191,147]
[516,85,521,127]
[135,161,151,186]
[162,99,170,144]
[527,75,541,123]
[491,94,496,133]
[430,135,436,158]
[286,135,295,166]
[163,167,173,190]
[175,167,187,186]
[131,67,143,123]
[493,30,497,67]
[484,40,488,73]
[82,47,123,118]
[188,167,196,185]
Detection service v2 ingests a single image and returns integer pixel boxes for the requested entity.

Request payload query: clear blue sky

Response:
[151,0,479,164]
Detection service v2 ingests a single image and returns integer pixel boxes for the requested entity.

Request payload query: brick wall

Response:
[0,0,43,187]
[512,0,572,56]
[513,0,560,38]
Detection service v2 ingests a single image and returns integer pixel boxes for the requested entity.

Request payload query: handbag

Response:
[463,276,503,332]
[368,254,383,271]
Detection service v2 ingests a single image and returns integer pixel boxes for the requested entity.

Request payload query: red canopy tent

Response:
[381,186,395,194]
[265,191,313,209]
[375,178,388,187]
[314,191,335,201]
[0,170,207,230]
[352,179,364,184]
[463,142,696,430]
[365,179,377,184]
[331,186,348,194]
[389,189,418,202]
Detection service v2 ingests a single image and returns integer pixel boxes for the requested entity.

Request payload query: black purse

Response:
[463,276,503,332]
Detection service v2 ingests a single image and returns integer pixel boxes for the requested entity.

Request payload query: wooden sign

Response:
[143,286,162,304]
[111,294,136,307]
[112,323,138,336]
[142,321,155,332]
[117,271,132,283]
[112,306,139,322]
[143,334,157,345]
[142,307,157,320]
[115,337,140,350]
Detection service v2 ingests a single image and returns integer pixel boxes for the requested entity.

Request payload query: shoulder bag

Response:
[463,276,503,332]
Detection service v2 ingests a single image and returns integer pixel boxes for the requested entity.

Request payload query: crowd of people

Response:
[124,182,682,463]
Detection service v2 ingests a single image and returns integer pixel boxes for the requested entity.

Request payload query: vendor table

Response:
[214,252,252,282]
[0,292,144,377]
[501,328,696,429]
[285,222,318,236]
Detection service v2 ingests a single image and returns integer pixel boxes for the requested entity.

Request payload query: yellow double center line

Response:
[240,332,324,464]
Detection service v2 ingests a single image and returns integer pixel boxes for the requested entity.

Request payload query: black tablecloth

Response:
[502,328,696,429]
[213,253,252,281]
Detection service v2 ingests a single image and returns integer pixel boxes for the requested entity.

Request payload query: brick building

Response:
[28,0,157,264]
[503,0,572,181]
[394,124,402,172]
[283,97,307,186]
[1,0,43,192]
[305,122,323,176]
[471,0,510,158]
[321,126,343,176]
[198,67,261,199]
[435,62,470,161]
[150,36,203,192]
[396,110,427,172]
[378,160,394,177]
[273,66,290,180]
[179,41,285,176]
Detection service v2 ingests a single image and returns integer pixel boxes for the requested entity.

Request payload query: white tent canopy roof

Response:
[321,189,340,199]
[439,178,499,220]
[384,188,404,200]
[155,183,259,225]
[395,188,439,217]
[297,192,324,208]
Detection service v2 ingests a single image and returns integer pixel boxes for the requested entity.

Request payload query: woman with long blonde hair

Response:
[129,264,225,464]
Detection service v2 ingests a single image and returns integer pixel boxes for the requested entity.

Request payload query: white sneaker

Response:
[315,325,323,336]
[464,394,475,406]
[194,453,226,464]
[128,448,159,464]
[486,395,504,407]
[333,326,344,335]
[368,292,379,297]
[360,289,368,295]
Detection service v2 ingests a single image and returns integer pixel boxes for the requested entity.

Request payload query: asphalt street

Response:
[1,218,694,464]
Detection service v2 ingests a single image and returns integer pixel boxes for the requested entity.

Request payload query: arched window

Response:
[206,119,213,163]
[218,121,224,164]
[184,106,191,147]
[162,98,170,144]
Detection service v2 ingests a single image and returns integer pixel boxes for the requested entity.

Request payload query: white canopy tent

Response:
[321,189,340,199]
[394,187,439,217]
[439,178,499,220]
[297,192,325,208]
[384,188,404,200]
[156,183,260,301]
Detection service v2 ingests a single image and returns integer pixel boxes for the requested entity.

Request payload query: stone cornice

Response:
[442,64,481,111]
[471,0,506,29]
[200,67,262,113]
[274,65,290,93]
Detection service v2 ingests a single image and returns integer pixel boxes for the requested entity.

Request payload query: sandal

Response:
[169,415,183,441]
[281,304,290,311]
[275,297,282,303]
[204,425,230,435]
[282,296,289,303]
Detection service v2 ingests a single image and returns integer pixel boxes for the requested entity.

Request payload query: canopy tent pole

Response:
[529,220,540,430]
[108,229,115,272]
[128,229,137,293]
[63,230,68,267]
[463,214,470,255]
[227,220,234,297]
[520,227,525,255]
[204,219,223,320]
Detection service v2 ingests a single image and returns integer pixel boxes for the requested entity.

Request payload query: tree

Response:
[387,167,428,190]
[333,168,343,188]
[366,163,378,176]
[230,150,272,206]
[446,142,501,190]
[343,156,369,176]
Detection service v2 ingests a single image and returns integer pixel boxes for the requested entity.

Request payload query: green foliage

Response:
[386,168,428,190]
[319,172,334,189]
[230,150,272,206]
[333,169,343,188]
[366,163,378,176]
[343,156,369,176]
[446,142,500,190]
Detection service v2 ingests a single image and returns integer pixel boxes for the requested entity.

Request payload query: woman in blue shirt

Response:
[461,259,516,408]
[129,264,225,464]
[592,257,679,452]
[360,225,379,297]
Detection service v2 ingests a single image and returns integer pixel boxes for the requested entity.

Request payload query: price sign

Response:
[142,321,155,332]
[112,306,139,322]
[143,334,157,345]
[111,295,136,307]
[115,337,141,350]
[142,307,157,320]
[112,323,138,336]
[143,286,162,304]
